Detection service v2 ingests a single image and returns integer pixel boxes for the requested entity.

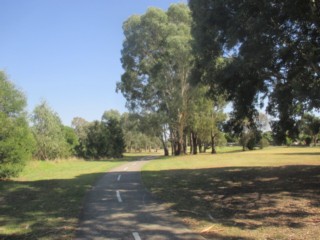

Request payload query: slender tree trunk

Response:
[190,132,193,154]
[191,131,198,155]
[160,137,169,156]
[198,140,202,153]
[211,132,217,154]
[183,134,187,154]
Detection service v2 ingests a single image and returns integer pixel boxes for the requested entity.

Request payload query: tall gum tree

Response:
[117,4,193,155]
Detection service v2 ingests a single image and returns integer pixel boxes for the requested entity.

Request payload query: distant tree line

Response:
[0,71,125,178]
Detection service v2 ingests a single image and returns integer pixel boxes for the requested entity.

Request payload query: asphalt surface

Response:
[76,156,204,240]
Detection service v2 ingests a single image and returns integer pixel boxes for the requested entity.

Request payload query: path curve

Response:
[76,156,204,240]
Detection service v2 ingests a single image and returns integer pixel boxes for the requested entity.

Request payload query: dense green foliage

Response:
[118,4,228,155]
[0,71,34,178]
[31,101,70,160]
[189,0,320,144]
[117,4,194,155]
[299,113,320,146]
[72,110,125,159]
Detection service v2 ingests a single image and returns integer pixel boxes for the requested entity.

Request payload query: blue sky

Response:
[0,0,187,125]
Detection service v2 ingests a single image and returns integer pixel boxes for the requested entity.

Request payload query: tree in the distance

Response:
[102,110,125,158]
[299,113,320,146]
[31,101,69,160]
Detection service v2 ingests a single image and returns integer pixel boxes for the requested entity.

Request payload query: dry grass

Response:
[142,147,320,240]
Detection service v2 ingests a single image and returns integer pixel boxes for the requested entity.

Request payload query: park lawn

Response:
[142,147,320,240]
[0,155,143,240]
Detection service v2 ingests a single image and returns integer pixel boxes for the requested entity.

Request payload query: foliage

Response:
[31,101,69,160]
[63,126,79,155]
[0,71,34,178]
[0,114,35,178]
[72,117,90,157]
[299,113,320,146]
[117,4,194,155]
[73,110,125,159]
[189,0,320,144]
[120,112,164,153]
[187,86,226,154]
[102,110,125,158]
[259,137,270,149]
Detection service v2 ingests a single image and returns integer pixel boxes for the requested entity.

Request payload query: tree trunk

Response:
[191,131,198,155]
[211,132,217,154]
[183,134,187,154]
[313,135,318,146]
[198,140,202,153]
[174,141,181,155]
[190,132,193,154]
[160,137,169,156]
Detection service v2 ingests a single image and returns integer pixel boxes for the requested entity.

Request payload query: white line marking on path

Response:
[124,167,128,171]
[116,190,122,203]
[208,213,214,221]
[132,232,141,240]
[117,175,121,181]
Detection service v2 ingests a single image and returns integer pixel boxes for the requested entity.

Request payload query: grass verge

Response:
[0,155,144,240]
[142,147,320,240]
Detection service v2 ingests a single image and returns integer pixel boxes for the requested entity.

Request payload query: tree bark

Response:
[190,132,193,154]
[198,140,202,153]
[191,131,198,155]
[211,132,217,154]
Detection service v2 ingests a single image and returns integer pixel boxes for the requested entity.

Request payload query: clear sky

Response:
[0,0,187,125]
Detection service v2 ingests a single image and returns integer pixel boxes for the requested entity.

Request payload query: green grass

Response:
[0,155,144,240]
[142,147,320,240]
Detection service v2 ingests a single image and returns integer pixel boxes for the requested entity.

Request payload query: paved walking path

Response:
[76,156,204,240]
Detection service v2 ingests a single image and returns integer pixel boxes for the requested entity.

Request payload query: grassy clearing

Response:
[0,155,144,240]
[142,147,320,240]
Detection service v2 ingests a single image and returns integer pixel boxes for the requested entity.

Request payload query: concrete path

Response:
[76,156,204,240]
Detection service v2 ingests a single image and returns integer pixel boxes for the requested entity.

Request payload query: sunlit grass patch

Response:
[142,147,320,239]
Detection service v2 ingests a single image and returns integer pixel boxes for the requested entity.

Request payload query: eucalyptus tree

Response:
[0,71,35,178]
[72,117,89,157]
[189,0,320,143]
[188,86,226,154]
[117,4,193,155]
[31,101,69,160]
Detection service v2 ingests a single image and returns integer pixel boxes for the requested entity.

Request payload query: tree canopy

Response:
[117,4,195,155]
[31,101,69,160]
[0,71,34,178]
[189,0,320,143]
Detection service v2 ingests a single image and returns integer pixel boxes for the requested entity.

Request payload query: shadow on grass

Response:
[143,165,320,238]
[0,172,109,240]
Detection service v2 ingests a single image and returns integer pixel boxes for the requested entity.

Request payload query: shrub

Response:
[0,72,35,178]
[259,137,270,149]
